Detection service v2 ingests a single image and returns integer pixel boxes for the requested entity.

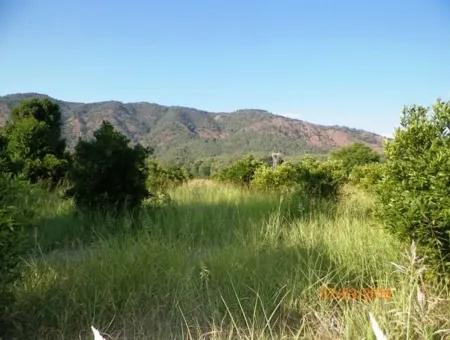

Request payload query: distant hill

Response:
[0,93,385,163]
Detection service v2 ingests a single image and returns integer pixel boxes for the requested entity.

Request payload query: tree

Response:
[349,163,384,190]
[330,142,380,176]
[4,98,68,183]
[69,121,150,211]
[146,160,190,193]
[378,101,450,277]
[216,155,264,185]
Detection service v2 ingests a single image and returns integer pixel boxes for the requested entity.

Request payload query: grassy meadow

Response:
[7,180,450,339]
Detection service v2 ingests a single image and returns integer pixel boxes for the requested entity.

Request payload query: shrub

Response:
[0,208,27,335]
[300,158,341,199]
[147,160,190,193]
[3,98,68,183]
[69,121,150,211]
[350,162,384,190]
[251,159,340,199]
[252,162,302,190]
[188,159,212,178]
[0,208,26,290]
[215,155,264,185]
[0,174,37,223]
[330,142,381,176]
[0,175,31,336]
[378,101,450,277]
[0,132,12,173]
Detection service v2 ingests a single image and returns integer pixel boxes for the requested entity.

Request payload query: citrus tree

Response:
[379,100,450,277]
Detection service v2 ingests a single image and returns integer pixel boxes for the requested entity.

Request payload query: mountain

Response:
[0,93,384,164]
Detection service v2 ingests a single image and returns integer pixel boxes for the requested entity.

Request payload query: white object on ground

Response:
[369,312,387,340]
[91,325,105,340]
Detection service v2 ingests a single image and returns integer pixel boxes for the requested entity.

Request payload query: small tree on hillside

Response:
[379,101,450,277]
[69,121,150,211]
[331,142,380,176]
[4,98,68,183]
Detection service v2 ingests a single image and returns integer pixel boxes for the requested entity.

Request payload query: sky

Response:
[1,0,450,136]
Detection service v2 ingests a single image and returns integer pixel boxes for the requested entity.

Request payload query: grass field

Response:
[8,180,450,339]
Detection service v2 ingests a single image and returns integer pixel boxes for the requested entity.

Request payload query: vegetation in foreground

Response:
[1,98,450,339]
[2,180,449,339]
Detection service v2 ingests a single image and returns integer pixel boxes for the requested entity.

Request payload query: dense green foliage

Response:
[217,156,341,200]
[350,162,384,190]
[146,160,190,193]
[215,155,264,185]
[1,98,68,183]
[0,208,26,292]
[379,101,450,276]
[0,132,12,172]
[187,158,213,178]
[251,162,301,190]
[252,159,340,199]
[331,142,381,176]
[0,175,31,335]
[0,209,25,335]
[299,158,342,198]
[69,121,150,211]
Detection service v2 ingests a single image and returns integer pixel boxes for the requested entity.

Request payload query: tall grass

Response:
[8,180,450,339]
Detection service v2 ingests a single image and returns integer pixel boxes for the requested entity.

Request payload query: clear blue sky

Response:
[1,0,450,136]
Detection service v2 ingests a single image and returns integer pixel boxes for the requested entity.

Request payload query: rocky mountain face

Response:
[0,93,384,163]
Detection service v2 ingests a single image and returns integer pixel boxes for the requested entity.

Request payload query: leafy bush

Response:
[251,162,302,190]
[251,159,340,199]
[0,208,26,290]
[188,159,213,178]
[331,142,381,176]
[147,160,190,193]
[0,174,37,222]
[0,208,27,335]
[350,162,384,190]
[215,155,264,185]
[69,121,150,211]
[0,132,12,173]
[300,158,341,199]
[0,175,31,335]
[378,101,450,277]
[3,98,68,183]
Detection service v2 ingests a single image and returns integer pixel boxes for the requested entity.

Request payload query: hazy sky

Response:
[1,0,449,136]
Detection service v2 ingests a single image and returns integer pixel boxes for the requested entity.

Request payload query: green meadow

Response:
[7,180,449,339]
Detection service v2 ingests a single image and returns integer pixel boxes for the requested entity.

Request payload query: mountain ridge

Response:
[0,93,385,164]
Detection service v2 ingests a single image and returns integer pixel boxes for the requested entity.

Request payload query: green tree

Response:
[331,142,380,176]
[69,121,150,211]
[147,160,190,193]
[252,162,301,190]
[4,98,68,183]
[216,155,264,185]
[349,162,384,190]
[379,101,450,277]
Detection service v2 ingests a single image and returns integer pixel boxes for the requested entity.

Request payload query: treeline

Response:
[214,142,380,195]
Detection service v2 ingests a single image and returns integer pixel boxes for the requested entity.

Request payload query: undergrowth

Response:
[6,180,450,339]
